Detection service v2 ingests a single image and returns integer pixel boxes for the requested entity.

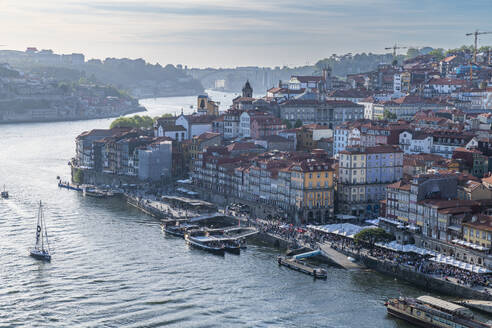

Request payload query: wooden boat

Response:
[185,234,225,255]
[29,201,51,262]
[385,296,492,328]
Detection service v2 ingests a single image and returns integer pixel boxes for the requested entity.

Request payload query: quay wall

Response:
[358,255,492,301]
[254,232,290,250]
[71,166,141,186]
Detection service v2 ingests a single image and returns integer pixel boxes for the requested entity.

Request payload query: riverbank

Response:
[0,105,145,124]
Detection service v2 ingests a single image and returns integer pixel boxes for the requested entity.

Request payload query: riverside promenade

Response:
[254,219,492,301]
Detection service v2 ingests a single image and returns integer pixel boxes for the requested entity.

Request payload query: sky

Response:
[1,0,491,68]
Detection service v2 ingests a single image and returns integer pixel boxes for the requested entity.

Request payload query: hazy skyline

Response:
[1,0,491,68]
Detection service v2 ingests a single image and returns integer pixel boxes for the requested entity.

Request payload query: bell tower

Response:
[242,80,253,98]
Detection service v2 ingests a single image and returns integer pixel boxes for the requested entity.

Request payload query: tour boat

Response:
[224,240,241,254]
[29,201,51,262]
[385,295,491,328]
[1,185,8,199]
[83,186,106,198]
[184,234,225,255]
[162,223,199,238]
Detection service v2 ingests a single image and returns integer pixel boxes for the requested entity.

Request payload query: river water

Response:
[0,90,432,327]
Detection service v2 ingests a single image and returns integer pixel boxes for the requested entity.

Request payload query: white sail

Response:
[30,201,51,260]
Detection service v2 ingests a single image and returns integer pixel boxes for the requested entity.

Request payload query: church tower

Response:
[242,80,253,98]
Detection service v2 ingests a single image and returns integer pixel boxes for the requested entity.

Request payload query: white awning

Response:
[308,223,377,239]
[429,255,491,274]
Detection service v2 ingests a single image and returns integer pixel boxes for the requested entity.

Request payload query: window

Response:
[309,173,312,179]
[476,230,480,238]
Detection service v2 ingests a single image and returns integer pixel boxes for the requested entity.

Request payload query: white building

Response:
[137,141,172,181]
[399,131,433,154]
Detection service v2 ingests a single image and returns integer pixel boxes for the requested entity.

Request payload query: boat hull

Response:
[186,238,225,255]
[386,307,439,328]
[225,246,241,254]
[58,183,82,191]
[29,250,51,262]
[163,228,185,238]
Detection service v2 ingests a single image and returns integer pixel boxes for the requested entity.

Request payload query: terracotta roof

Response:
[441,55,457,63]
[226,142,259,152]
[428,78,469,86]
[387,180,411,191]
[482,175,492,185]
[186,115,215,124]
[339,144,402,155]
[462,214,492,232]
[195,132,220,141]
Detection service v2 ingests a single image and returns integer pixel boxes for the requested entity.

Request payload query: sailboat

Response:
[29,201,51,262]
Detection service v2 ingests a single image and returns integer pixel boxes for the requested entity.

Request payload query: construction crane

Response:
[465,30,492,63]
[385,43,408,58]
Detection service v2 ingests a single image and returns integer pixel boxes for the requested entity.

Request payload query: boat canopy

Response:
[417,296,473,317]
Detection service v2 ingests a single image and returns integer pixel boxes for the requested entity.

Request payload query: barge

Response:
[277,256,327,279]
[385,295,492,328]
[58,181,82,191]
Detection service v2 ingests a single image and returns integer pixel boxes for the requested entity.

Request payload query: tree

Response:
[354,228,393,247]
[405,48,419,59]
[428,48,445,61]
[110,115,154,129]
[73,169,84,184]
[294,119,303,128]
[383,109,397,120]
[283,119,292,129]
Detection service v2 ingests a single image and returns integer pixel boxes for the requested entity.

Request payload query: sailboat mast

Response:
[40,201,44,251]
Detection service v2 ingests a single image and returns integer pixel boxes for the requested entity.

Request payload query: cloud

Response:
[0,0,490,67]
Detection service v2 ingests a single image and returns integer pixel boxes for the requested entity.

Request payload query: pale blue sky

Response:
[1,0,491,67]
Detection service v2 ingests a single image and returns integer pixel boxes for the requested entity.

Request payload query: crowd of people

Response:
[417,260,490,288]
[251,217,492,291]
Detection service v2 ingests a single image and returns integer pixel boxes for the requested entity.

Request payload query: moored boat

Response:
[1,185,8,199]
[185,234,225,255]
[385,295,492,328]
[224,240,241,254]
[277,256,327,279]
[83,186,106,198]
[162,223,199,238]
[58,181,82,191]
[29,201,51,262]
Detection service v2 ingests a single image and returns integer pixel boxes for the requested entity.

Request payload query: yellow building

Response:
[289,157,334,223]
[463,214,492,248]
[197,95,219,116]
